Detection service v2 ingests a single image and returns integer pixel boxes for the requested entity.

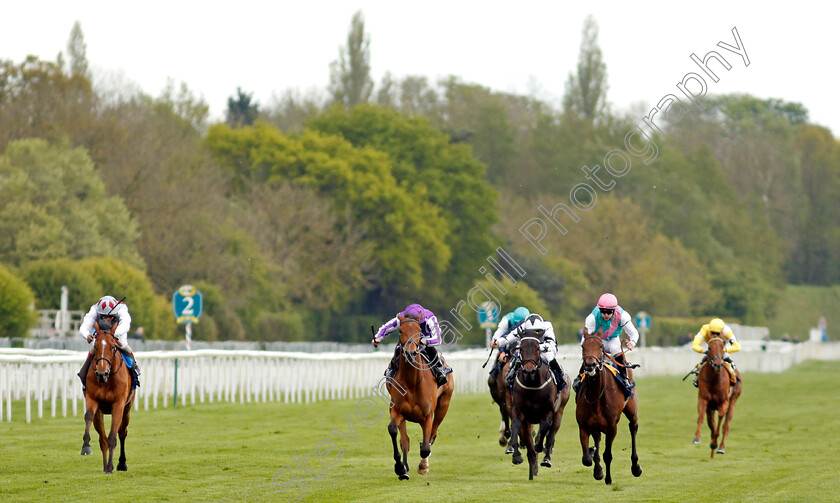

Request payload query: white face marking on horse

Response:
[101,339,106,353]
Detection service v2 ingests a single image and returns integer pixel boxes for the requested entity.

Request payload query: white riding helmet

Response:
[95,296,119,316]
[519,314,545,332]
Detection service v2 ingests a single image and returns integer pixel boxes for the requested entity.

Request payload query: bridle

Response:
[705,337,725,372]
[514,336,552,391]
[580,334,608,403]
[93,330,124,382]
[399,318,426,368]
[582,334,605,375]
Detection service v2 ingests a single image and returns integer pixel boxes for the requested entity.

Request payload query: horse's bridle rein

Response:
[93,330,124,381]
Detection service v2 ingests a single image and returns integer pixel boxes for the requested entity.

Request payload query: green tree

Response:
[308,104,499,307]
[0,263,37,338]
[66,21,89,78]
[0,56,96,151]
[0,138,142,268]
[21,259,101,310]
[205,121,451,310]
[790,125,840,283]
[226,87,259,128]
[329,10,373,108]
[563,15,609,125]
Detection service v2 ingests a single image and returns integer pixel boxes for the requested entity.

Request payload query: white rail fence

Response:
[2,341,839,423]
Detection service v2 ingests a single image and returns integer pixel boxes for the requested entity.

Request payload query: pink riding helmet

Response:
[597,293,618,309]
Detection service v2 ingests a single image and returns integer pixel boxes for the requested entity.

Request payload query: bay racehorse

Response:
[508,331,570,479]
[693,335,742,457]
[386,315,455,479]
[488,355,514,452]
[81,320,135,474]
[576,332,641,484]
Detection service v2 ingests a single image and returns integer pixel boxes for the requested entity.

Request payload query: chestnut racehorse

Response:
[386,315,455,479]
[575,333,642,485]
[80,320,135,474]
[693,336,742,457]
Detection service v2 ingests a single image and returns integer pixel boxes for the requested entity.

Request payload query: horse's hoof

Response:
[105,470,113,475]
[398,473,410,480]
[540,459,552,468]
[709,443,717,450]
[535,444,544,453]
[512,453,524,465]
[80,446,92,455]
[594,468,604,480]
[582,456,592,467]
[499,438,507,446]
[505,446,514,455]
[632,464,642,477]
[716,448,725,454]
[418,467,429,475]
[117,463,127,471]
[692,438,701,444]
[605,476,612,485]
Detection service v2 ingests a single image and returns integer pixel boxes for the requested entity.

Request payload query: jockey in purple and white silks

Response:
[572,293,639,393]
[372,303,449,386]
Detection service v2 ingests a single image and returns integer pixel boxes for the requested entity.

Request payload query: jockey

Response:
[372,303,449,386]
[77,296,141,391]
[691,317,741,387]
[496,313,566,391]
[488,306,530,379]
[572,293,639,393]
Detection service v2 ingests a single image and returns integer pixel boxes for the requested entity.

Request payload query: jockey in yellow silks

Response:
[692,317,741,386]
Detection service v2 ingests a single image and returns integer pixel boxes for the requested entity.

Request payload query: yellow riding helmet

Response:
[709,318,725,333]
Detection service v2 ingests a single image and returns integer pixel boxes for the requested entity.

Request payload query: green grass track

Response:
[2,360,838,502]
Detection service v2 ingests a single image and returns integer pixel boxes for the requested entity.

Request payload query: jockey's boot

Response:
[615,354,634,390]
[78,352,93,392]
[723,358,737,385]
[423,346,448,387]
[572,363,585,393]
[548,358,566,391]
[385,344,400,379]
[489,357,503,379]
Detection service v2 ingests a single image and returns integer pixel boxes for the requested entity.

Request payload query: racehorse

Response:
[488,356,514,452]
[693,335,742,457]
[508,331,570,479]
[575,332,642,484]
[80,319,135,474]
[386,315,455,480]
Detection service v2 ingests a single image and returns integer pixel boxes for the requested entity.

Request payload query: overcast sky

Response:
[2,1,837,134]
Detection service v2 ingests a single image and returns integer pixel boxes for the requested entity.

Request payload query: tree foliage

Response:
[0,138,142,268]
[329,11,373,108]
[0,263,36,338]
[226,87,260,128]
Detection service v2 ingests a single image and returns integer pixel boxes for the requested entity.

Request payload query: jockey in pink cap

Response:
[572,293,639,393]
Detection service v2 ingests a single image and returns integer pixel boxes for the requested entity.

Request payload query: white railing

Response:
[1,342,839,423]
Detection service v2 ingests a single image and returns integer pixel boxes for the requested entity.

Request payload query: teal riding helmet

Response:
[512,306,530,324]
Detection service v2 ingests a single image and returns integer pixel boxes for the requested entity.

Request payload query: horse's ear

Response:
[397,314,405,322]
